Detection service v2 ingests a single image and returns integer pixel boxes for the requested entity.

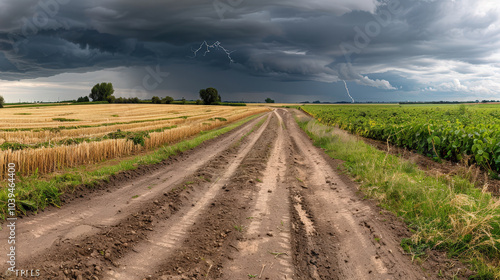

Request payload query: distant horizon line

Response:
[4,99,500,105]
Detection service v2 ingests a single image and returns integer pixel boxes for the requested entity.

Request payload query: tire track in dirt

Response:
[103,113,273,280]
[0,113,270,277]
[144,112,280,279]
[284,109,429,280]
[221,110,295,280]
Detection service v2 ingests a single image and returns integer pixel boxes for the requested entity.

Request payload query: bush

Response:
[114,97,141,104]
[106,95,116,103]
[162,96,174,104]
[76,96,90,103]
[152,96,161,104]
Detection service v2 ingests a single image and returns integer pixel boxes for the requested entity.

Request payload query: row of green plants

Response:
[302,104,500,173]
[297,118,500,278]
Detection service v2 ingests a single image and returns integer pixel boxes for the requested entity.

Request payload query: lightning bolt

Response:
[190,41,234,63]
[343,80,355,103]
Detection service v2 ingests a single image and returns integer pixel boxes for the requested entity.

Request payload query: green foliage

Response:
[107,129,150,146]
[106,95,116,103]
[302,104,500,173]
[298,118,500,277]
[114,97,140,103]
[199,87,221,105]
[265,97,275,103]
[152,96,161,104]
[76,96,90,102]
[52,118,80,122]
[196,99,202,105]
[89,82,115,102]
[162,96,174,104]
[0,95,4,108]
[401,238,429,259]
[234,225,244,232]
[0,142,30,151]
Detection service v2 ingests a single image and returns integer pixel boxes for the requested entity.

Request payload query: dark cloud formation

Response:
[0,0,499,102]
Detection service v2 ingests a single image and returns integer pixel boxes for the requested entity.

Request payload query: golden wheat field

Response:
[0,104,269,178]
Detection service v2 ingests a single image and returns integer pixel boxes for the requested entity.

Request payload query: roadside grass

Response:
[0,113,264,219]
[297,118,500,279]
[234,115,268,146]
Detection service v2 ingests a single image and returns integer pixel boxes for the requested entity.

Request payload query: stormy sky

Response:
[0,0,499,103]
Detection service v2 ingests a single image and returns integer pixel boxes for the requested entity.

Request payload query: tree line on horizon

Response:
[0,81,313,107]
[75,83,228,105]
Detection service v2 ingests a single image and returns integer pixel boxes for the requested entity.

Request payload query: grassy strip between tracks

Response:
[235,115,268,146]
[297,118,500,279]
[0,113,264,219]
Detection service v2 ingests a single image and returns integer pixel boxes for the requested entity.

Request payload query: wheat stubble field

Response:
[0,104,267,178]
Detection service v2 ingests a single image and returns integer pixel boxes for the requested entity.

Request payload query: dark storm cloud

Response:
[0,0,499,100]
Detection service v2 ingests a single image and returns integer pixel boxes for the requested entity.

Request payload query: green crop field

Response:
[302,104,500,175]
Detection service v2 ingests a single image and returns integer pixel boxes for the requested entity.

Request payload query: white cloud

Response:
[437,79,468,92]
[337,63,396,90]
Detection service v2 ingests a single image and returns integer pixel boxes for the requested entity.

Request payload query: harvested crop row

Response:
[0,104,238,126]
[0,107,268,178]
[0,111,245,144]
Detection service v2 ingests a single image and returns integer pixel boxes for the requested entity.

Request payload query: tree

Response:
[199,87,221,105]
[181,97,186,104]
[152,96,161,104]
[106,95,116,103]
[162,96,174,104]
[89,82,115,102]
[76,96,90,102]
[265,98,275,103]
[195,99,202,105]
[0,95,4,108]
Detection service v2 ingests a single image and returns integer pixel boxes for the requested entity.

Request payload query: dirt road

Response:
[1,109,438,279]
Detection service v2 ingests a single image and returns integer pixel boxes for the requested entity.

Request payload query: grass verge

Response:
[235,115,268,146]
[0,113,263,219]
[297,118,500,279]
